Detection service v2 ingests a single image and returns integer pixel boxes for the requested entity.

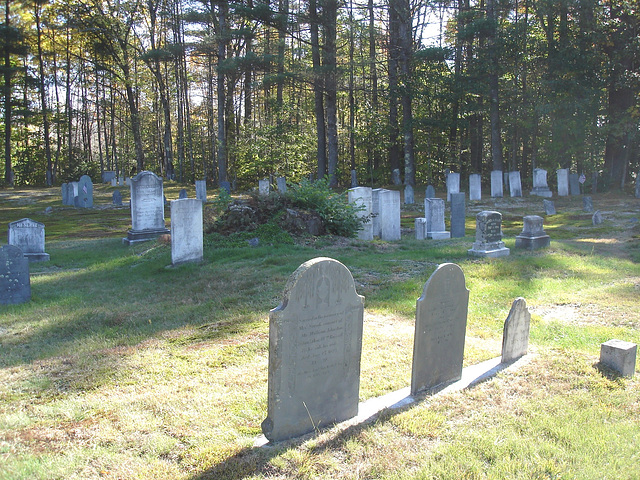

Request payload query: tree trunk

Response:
[3,0,12,184]
[310,0,326,179]
[397,0,415,187]
[486,0,503,172]
[217,1,228,184]
[388,0,401,183]
[322,0,338,187]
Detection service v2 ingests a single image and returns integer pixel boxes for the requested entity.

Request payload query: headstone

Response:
[635,175,640,199]
[600,340,637,377]
[469,174,481,201]
[347,187,373,241]
[276,176,287,194]
[179,188,188,199]
[74,175,93,208]
[404,185,414,204]
[515,215,550,250]
[503,171,510,191]
[592,210,602,225]
[557,169,569,197]
[371,188,386,238]
[196,179,207,202]
[0,245,31,305]
[583,196,593,213]
[7,218,50,262]
[259,178,270,196]
[491,170,503,198]
[468,211,510,257]
[102,171,116,183]
[112,189,122,206]
[593,172,599,194]
[171,198,203,265]
[501,297,531,363]
[425,198,450,239]
[70,182,79,204]
[61,183,69,205]
[543,199,556,216]
[446,172,460,202]
[425,185,436,200]
[379,190,401,241]
[569,173,580,195]
[450,192,466,238]
[508,171,522,197]
[350,170,357,188]
[530,168,553,197]
[262,257,364,442]
[411,263,469,395]
[415,218,427,240]
[391,168,401,185]
[123,171,170,245]
[44,207,52,214]
[111,178,117,187]
[219,181,231,194]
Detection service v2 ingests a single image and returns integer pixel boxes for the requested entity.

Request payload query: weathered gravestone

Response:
[411,263,469,395]
[415,218,427,240]
[557,169,569,197]
[347,187,373,241]
[583,196,593,213]
[371,188,386,238]
[543,199,556,216]
[0,245,31,305]
[636,175,640,199]
[530,168,553,197]
[171,199,203,265]
[592,210,603,225]
[65,183,76,205]
[350,170,358,188]
[178,188,188,199]
[469,174,481,201]
[123,171,170,245]
[262,257,364,442]
[515,215,550,250]
[391,168,401,185]
[61,183,68,205]
[112,190,123,206]
[219,181,231,194]
[600,340,637,378]
[509,171,522,197]
[446,172,460,202]
[102,171,116,183]
[8,218,50,262]
[404,185,414,205]
[259,178,270,196]
[450,192,466,238]
[379,189,401,241]
[501,297,531,363]
[569,173,581,195]
[425,198,450,239]
[468,211,510,257]
[196,180,207,202]
[276,176,287,193]
[74,175,93,208]
[491,170,503,198]
[111,178,117,187]
[425,185,436,200]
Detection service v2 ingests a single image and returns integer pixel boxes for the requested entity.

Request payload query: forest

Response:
[0,0,638,192]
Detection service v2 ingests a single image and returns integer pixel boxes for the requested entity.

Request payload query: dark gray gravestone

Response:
[0,245,31,305]
[468,211,510,257]
[569,173,580,195]
[543,199,556,216]
[557,169,569,196]
[350,170,358,188]
[636,175,640,198]
[583,196,593,213]
[450,192,466,238]
[391,168,401,185]
[411,263,469,395]
[8,218,50,262]
[404,185,414,204]
[592,172,599,194]
[262,257,364,442]
[425,185,436,200]
[102,171,116,183]
[196,180,207,202]
[515,215,550,250]
[501,297,531,363]
[592,210,603,225]
[276,176,287,193]
[75,175,93,208]
[61,183,68,204]
[219,181,231,194]
[112,189,123,206]
[178,188,188,199]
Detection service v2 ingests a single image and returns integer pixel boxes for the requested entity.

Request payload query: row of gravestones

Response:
[61,175,94,207]
[258,176,288,195]
[261,258,532,442]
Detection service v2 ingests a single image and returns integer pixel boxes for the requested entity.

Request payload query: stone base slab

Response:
[468,245,510,257]
[529,188,553,198]
[515,234,550,250]
[429,231,451,240]
[24,253,50,262]
[123,228,170,246]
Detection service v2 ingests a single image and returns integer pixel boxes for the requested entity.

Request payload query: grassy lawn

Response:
[1,184,639,480]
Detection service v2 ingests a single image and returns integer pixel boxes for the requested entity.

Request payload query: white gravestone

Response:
[123,171,170,245]
[468,211,510,257]
[348,187,373,241]
[515,215,550,250]
[259,179,270,196]
[530,168,552,197]
[501,297,531,363]
[7,218,50,262]
[446,172,460,202]
[404,184,414,205]
[411,263,469,394]
[371,188,386,238]
[491,170,503,198]
[600,340,637,377]
[508,171,522,197]
[379,189,401,241]
[425,198,450,239]
[469,174,481,201]
[415,218,427,240]
[557,169,569,197]
[262,257,364,442]
[171,199,203,265]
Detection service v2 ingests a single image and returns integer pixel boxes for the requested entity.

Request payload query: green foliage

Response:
[205,220,294,248]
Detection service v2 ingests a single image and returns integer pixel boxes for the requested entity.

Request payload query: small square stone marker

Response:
[600,339,637,377]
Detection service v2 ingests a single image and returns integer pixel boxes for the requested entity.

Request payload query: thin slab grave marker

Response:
[468,211,510,257]
[515,215,550,250]
[371,188,387,238]
[446,172,460,202]
[469,174,481,201]
[543,199,556,216]
[379,189,401,241]
[112,190,123,206]
[123,171,170,245]
[557,169,569,197]
[583,196,593,213]
[592,210,603,225]
[425,185,436,200]
[415,218,427,240]
[411,263,469,395]
[425,198,450,239]
[170,198,203,265]
[508,171,522,197]
[0,244,31,305]
[259,178,270,196]
[347,187,373,241]
[491,170,503,198]
[530,168,552,197]
[276,176,287,194]
[178,188,188,199]
[7,218,50,262]
[501,297,531,363]
[404,184,414,205]
[196,179,207,202]
[262,257,365,443]
[569,173,581,196]
[450,192,466,238]
[74,175,93,208]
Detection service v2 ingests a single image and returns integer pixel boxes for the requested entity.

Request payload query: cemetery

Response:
[0,180,639,479]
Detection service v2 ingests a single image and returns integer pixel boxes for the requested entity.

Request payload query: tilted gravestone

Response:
[8,218,50,262]
[178,188,188,199]
[0,244,31,305]
[171,198,203,265]
[379,189,401,241]
[450,192,466,238]
[557,169,569,197]
[391,168,401,185]
[592,210,603,225]
[469,174,481,201]
[123,171,170,245]
[348,187,373,241]
[404,184,414,205]
[543,199,556,216]
[262,257,364,442]
[425,198,450,239]
[112,189,123,206]
[491,170,503,198]
[515,215,550,250]
[196,180,207,202]
[583,196,593,213]
[74,175,93,208]
[411,263,469,395]
[530,168,552,197]
[468,211,510,257]
[501,297,531,363]
[446,172,460,202]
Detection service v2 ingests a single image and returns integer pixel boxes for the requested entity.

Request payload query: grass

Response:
[1,184,639,479]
